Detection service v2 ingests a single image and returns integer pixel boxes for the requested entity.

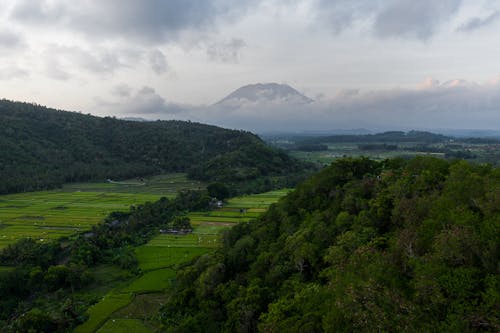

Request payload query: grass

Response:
[0,173,203,249]
[187,189,290,229]
[63,173,204,196]
[122,268,176,293]
[0,266,14,274]
[74,292,133,333]
[113,293,168,320]
[135,246,210,271]
[96,319,154,333]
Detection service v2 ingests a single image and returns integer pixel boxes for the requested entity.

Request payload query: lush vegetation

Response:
[0,185,288,332]
[160,157,499,332]
[0,173,203,249]
[0,188,211,331]
[0,99,308,195]
[267,130,500,166]
[76,189,288,332]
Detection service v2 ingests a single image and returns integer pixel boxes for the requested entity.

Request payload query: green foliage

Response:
[0,99,308,195]
[171,216,192,230]
[207,182,230,200]
[97,319,154,333]
[160,157,500,332]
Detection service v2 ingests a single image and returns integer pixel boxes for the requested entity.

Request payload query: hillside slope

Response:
[0,99,307,194]
[161,157,499,332]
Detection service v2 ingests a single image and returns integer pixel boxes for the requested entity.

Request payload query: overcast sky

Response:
[1,0,500,131]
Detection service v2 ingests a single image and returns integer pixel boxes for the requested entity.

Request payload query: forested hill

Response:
[0,99,307,194]
[161,157,499,332]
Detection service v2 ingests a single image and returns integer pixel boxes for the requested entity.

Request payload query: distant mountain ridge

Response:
[215,83,313,106]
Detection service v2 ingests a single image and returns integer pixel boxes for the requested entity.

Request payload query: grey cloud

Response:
[0,30,24,50]
[314,0,463,40]
[457,11,500,32]
[111,84,132,97]
[314,0,378,34]
[42,45,132,80]
[10,0,253,44]
[99,86,184,116]
[373,0,462,40]
[206,38,246,63]
[148,50,168,74]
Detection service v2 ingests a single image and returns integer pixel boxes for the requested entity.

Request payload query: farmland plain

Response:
[0,173,203,249]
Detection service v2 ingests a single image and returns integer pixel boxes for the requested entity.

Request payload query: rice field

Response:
[74,292,133,333]
[135,246,210,271]
[122,268,176,293]
[73,188,292,333]
[97,319,154,333]
[0,173,202,249]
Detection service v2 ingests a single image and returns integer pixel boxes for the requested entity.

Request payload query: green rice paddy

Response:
[122,268,176,293]
[74,188,290,333]
[135,246,210,271]
[0,173,202,249]
[96,319,154,333]
[74,292,133,333]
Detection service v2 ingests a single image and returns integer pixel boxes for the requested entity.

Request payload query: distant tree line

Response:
[298,130,449,145]
[358,143,398,150]
[0,99,310,195]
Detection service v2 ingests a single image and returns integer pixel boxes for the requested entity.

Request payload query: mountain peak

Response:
[215,82,313,106]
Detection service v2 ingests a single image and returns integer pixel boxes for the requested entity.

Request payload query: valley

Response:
[0,174,203,249]
[0,102,497,333]
[72,190,288,333]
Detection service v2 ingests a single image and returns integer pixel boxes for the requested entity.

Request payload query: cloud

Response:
[97,86,184,116]
[373,0,462,40]
[206,38,246,63]
[153,78,500,132]
[10,0,254,45]
[0,65,29,80]
[44,57,70,81]
[457,11,500,32]
[148,49,168,74]
[314,0,378,34]
[111,84,132,97]
[41,45,137,80]
[0,30,24,50]
[314,0,463,40]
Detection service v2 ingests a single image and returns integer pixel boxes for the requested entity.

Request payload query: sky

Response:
[1,0,500,132]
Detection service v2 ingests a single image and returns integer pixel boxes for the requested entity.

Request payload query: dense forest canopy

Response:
[0,99,308,194]
[160,157,499,332]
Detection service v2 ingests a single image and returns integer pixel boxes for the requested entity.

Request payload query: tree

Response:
[207,182,230,200]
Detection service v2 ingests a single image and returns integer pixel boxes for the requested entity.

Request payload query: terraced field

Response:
[0,174,202,249]
[76,189,290,333]
[97,319,153,333]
